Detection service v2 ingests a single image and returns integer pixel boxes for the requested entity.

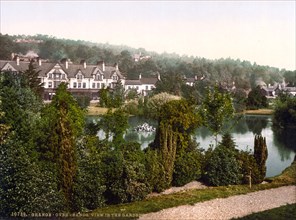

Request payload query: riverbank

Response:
[243,109,273,115]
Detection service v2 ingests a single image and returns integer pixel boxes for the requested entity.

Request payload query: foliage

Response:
[236,150,262,184]
[253,135,268,183]
[204,145,242,186]
[246,86,268,110]
[172,140,204,186]
[146,92,181,119]
[200,85,235,146]
[123,100,139,115]
[98,108,129,144]
[74,136,106,210]
[73,95,91,109]
[22,61,44,98]
[99,82,125,108]
[0,71,66,215]
[153,71,185,96]
[273,93,296,129]
[151,99,201,188]
[103,142,150,204]
[0,139,66,216]
[219,133,236,150]
[126,88,139,100]
[144,148,167,193]
[44,83,85,210]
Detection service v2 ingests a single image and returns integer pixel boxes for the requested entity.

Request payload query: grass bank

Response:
[92,160,296,216]
[243,109,273,115]
[233,203,296,220]
[87,104,109,115]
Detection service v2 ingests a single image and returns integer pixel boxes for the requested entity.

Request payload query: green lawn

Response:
[232,203,296,220]
[92,161,296,216]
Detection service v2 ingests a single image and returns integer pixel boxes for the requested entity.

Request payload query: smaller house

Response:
[124,73,160,96]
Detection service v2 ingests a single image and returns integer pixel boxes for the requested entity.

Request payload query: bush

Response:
[144,148,167,193]
[204,145,242,186]
[123,100,139,115]
[103,142,150,204]
[172,141,204,187]
[236,150,262,184]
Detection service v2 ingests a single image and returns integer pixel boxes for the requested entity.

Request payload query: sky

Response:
[0,1,295,70]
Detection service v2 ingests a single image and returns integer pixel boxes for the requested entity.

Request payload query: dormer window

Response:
[96,74,103,80]
[77,73,83,79]
[48,73,52,79]
[62,74,66,79]
[112,75,118,80]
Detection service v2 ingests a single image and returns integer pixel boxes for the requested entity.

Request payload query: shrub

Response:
[236,150,262,184]
[172,141,204,186]
[253,135,268,183]
[123,100,139,115]
[103,142,150,204]
[204,145,242,186]
[144,148,167,193]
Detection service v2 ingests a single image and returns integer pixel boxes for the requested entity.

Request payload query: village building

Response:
[0,57,161,100]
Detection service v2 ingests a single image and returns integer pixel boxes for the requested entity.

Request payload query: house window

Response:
[48,82,52,88]
[112,75,118,80]
[97,83,100,89]
[77,74,83,79]
[102,83,105,88]
[92,83,95,88]
[83,82,86,88]
[62,74,65,79]
[146,85,149,90]
[48,73,52,79]
[73,82,77,88]
[78,83,81,88]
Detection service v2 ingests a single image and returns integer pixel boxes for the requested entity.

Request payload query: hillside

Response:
[0,33,295,90]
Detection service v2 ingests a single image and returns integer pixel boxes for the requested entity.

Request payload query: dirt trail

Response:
[139,185,296,220]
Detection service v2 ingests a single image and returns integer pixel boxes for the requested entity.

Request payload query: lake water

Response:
[90,115,296,178]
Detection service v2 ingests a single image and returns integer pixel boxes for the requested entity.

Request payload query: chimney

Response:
[60,58,69,69]
[114,62,118,71]
[139,73,142,79]
[157,72,161,81]
[97,61,105,71]
[80,60,86,69]
[16,56,20,66]
[195,75,197,80]
[37,57,42,66]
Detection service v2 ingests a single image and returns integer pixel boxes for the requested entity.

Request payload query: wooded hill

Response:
[1,33,295,90]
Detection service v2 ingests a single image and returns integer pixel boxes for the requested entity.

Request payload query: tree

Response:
[23,61,44,98]
[253,135,268,183]
[151,99,201,189]
[146,92,180,119]
[200,85,235,146]
[273,93,296,129]
[98,108,129,144]
[204,145,241,186]
[44,83,85,210]
[0,72,65,215]
[246,86,268,110]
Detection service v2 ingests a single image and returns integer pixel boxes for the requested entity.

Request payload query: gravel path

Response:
[139,185,296,220]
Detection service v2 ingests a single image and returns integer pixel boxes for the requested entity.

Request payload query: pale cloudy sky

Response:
[0,1,295,70]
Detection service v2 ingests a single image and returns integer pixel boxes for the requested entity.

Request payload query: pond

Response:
[89,115,296,178]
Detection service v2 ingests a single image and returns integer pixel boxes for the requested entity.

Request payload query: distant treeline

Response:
[0,33,295,89]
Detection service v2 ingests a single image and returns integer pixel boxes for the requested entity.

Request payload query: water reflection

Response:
[245,115,268,135]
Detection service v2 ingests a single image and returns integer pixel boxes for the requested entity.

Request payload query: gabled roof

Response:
[0,60,125,80]
[125,80,141,85]
[140,77,158,85]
